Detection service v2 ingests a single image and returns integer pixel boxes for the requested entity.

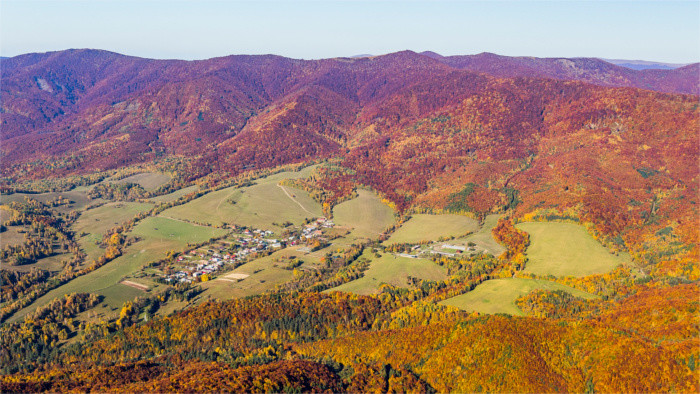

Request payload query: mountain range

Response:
[0,48,698,392]
[2,49,697,174]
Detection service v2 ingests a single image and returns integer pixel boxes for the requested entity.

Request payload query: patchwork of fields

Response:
[516,221,628,277]
[2,165,631,322]
[160,168,322,230]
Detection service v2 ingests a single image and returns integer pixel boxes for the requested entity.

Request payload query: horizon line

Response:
[1,48,697,66]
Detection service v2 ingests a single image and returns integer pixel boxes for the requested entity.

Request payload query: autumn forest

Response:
[0,48,698,392]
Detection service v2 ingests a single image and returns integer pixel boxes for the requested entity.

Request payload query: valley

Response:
[0,48,697,392]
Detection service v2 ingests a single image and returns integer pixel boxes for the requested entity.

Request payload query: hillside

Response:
[1,49,698,392]
[423,51,700,94]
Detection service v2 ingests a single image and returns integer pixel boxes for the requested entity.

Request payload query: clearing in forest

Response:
[73,202,154,236]
[516,222,628,277]
[150,185,198,203]
[327,250,446,295]
[332,189,396,240]
[385,213,479,244]
[439,278,597,316]
[451,214,505,256]
[110,172,172,190]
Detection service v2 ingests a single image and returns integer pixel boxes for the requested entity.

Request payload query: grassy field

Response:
[73,202,154,237]
[110,172,172,190]
[516,222,628,277]
[439,278,597,316]
[0,226,26,248]
[130,217,227,243]
[150,185,198,203]
[159,168,321,230]
[2,188,98,214]
[0,206,13,222]
[72,202,154,263]
[328,250,446,295]
[332,189,396,240]
[8,218,227,322]
[385,214,479,244]
[452,214,505,256]
[4,253,71,273]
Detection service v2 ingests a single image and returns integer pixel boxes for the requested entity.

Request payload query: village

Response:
[161,217,335,284]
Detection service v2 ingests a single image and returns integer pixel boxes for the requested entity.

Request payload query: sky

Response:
[2,0,699,63]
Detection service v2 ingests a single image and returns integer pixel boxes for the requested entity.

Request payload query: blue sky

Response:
[2,0,699,63]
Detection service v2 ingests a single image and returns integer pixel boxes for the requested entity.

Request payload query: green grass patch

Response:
[452,214,505,256]
[332,189,396,240]
[150,186,198,203]
[439,278,597,316]
[4,252,71,273]
[110,172,172,190]
[73,202,153,237]
[0,226,26,248]
[130,216,227,243]
[516,222,628,277]
[327,250,446,295]
[2,189,97,213]
[385,214,478,244]
[159,168,321,230]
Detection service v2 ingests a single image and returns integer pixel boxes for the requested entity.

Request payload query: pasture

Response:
[452,214,505,256]
[8,218,226,322]
[1,226,26,248]
[332,189,396,240]
[73,202,153,237]
[4,252,71,273]
[110,172,172,190]
[2,188,96,213]
[516,222,628,277]
[439,278,597,316]
[385,214,479,244]
[328,250,446,295]
[130,216,227,243]
[159,168,322,230]
[150,185,198,203]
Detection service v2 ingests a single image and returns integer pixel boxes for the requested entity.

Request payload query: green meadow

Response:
[516,221,628,277]
[328,250,446,295]
[2,188,98,213]
[159,168,321,230]
[439,278,597,316]
[452,214,505,256]
[110,172,172,190]
[332,189,396,240]
[385,213,479,244]
[73,202,154,236]
[150,185,198,203]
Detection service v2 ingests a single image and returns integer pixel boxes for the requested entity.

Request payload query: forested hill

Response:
[1,49,697,178]
[2,49,698,279]
[421,51,699,95]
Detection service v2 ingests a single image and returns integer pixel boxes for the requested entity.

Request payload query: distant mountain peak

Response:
[419,51,443,59]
